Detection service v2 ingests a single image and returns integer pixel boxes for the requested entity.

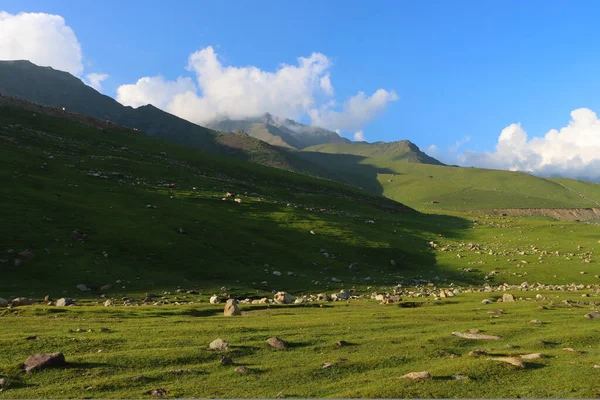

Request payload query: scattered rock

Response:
[104,299,113,307]
[452,332,500,340]
[18,250,35,259]
[520,353,545,360]
[0,297,7,307]
[100,284,112,292]
[481,299,492,304]
[14,259,22,267]
[563,347,577,352]
[273,292,293,304]
[11,297,36,307]
[266,337,287,350]
[468,349,488,357]
[221,356,233,366]
[56,298,74,307]
[76,284,90,292]
[467,328,481,334]
[209,339,229,351]
[23,352,67,373]
[321,362,334,369]
[0,377,7,389]
[489,357,525,368]
[502,293,515,302]
[529,319,543,324]
[149,388,168,397]
[223,299,241,316]
[209,295,220,304]
[453,374,469,380]
[336,340,349,347]
[584,311,600,319]
[235,366,249,374]
[401,371,431,380]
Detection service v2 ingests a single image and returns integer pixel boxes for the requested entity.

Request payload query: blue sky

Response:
[2,0,600,179]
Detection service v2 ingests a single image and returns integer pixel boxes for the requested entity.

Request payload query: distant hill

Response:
[0,60,335,177]
[208,113,351,149]
[304,141,445,165]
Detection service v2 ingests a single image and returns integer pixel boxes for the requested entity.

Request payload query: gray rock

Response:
[585,311,600,319]
[221,356,233,365]
[223,299,241,316]
[209,338,229,351]
[18,250,35,259]
[56,298,74,307]
[23,352,67,373]
[76,284,90,292]
[14,259,22,267]
[401,371,431,380]
[11,297,36,307]
[266,336,287,350]
[452,332,500,340]
[150,388,168,397]
[273,292,293,304]
[0,297,8,307]
[100,284,112,292]
[502,293,515,302]
[235,366,248,374]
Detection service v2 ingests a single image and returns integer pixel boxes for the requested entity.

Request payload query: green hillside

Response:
[301,146,600,210]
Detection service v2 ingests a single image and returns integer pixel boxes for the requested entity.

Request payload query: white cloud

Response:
[116,46,396,133]
[85,73,109,91]
[449,136,470,153]
[309,89,398,132]
[427,144,439,155]
[458,108,600,181]
[354,131,365,142]
[0,11,83,76]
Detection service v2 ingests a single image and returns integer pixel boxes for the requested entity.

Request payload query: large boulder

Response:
[273,292,294,304]
[223,299,241,316]
[56,298,75,307]
[23,353,67,373]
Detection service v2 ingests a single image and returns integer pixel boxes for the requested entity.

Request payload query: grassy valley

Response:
[2,101,600,398]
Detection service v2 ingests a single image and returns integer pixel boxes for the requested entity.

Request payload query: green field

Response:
[2,104,600,398]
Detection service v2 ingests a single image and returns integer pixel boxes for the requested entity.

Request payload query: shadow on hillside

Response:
[296,151,398,195]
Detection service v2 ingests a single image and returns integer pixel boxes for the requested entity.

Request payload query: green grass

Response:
[1,294,600,398]
[3,104,600,398]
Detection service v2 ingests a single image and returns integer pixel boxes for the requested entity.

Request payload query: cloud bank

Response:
[116,46,398,138]
[0,11,83,76]
[453,108,600,181]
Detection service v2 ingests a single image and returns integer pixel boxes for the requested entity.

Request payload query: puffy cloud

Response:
[458,108,600,181]
[353,131,365,141]
[117,76,196,109]
[116,46,396,135]
[85,73,109,91]
[0,11,83,76]
[309,89,398,132]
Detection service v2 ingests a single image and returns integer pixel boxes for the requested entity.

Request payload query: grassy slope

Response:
[300,147,600,210]
[3,105,600,399]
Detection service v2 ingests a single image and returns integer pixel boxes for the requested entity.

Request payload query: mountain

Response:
[0,60,331,177]
[208,113,351,149]
[304,141,445,165]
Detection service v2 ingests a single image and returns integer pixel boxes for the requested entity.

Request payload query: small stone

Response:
[100,284,112,292]
[221,356,233,365]
[584,311,600,319]
[150,388,168,397]
[0,377,8,389]
[56,298,74,307]
[104,299,113,307]
[0,297,8,307]
[321,362,334,368]
[467,329,481,334]
[223,299,241,316]
[209,295,220,304]
[502,293,515,302]
[235,366,249,374]
[209,338,229,351]
[401,371,431,380]
[520,353,545,360]
[18,250,35,259]
[452,332,500,340]
[481,299,492,304]
[336,340,349,347]
[266,337,287,350]
[529,319,543,324]
[563,347,577,352]
[468,349,488,357]
[23,353,67,373]
[76,284,90,292]
[489,357,525,368]
[453,374,469,380]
